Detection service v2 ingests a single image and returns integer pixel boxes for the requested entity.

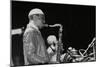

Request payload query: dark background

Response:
[11,1,96,66]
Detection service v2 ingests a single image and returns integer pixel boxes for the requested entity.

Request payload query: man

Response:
[23,8,49,65]
[47,35,59,63]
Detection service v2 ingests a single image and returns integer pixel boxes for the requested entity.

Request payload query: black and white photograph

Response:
[11,0,96,66]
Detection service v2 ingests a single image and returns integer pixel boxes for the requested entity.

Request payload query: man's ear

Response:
[33,15,39,21]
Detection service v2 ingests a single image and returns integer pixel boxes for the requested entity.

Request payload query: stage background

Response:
[0,0,99,67]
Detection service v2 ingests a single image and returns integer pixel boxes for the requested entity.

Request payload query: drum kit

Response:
[62,37,96,63]
[45,24,96,63]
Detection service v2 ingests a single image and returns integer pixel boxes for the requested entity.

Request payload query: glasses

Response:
[35,14,45,20]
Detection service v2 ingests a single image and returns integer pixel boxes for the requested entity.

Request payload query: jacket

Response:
[23,23,49,65]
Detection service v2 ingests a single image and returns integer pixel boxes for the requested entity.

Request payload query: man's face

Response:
[33,14,45,28]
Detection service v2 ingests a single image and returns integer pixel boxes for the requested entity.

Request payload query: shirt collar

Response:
[27,21,39,31]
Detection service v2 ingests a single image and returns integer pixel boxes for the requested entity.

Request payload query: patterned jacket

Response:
[23,25,49,65]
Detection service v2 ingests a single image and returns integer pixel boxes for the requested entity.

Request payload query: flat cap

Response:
[47,35,57,44]
[28,8,44,17]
